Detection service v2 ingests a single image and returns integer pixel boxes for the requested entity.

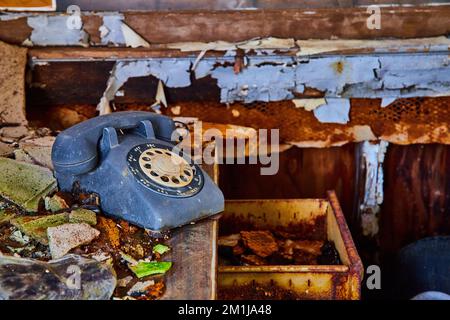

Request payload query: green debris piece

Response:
[44,194,68,213]
[119,251,139,266]
[9,230,30,245]
[9,208,96,245]
[0,158,57,212]
[0,209,17,226]
[129,261,172,278]
[69,208,97,226]
[152,244,170,255]
[11,213,69,245]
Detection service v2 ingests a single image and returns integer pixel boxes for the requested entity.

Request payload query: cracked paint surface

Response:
[97,60,191,113]
[96,53,450,122]
[27,15,88,46]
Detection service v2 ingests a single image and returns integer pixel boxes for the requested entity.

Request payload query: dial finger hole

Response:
[144,164,151,169]
[183,169,191,176]
[142,157,151,161]
[180,175,188,182]
[155,150,163,154]
[161,176,169,182]
[171,177,180,184]
[150,171,159,177]
[146,151,154,156]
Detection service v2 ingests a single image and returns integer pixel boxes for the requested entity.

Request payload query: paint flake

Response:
[296,36,450,56]
[313,99,350,124]
[121,23,150,48]
[27,15,88,46]
[292,98,326,111]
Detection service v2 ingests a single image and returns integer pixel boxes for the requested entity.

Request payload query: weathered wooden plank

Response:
[28,61,115,105]
[123,8,450,43]
[1,6,450,45]
[55,0,450,11]
[380,144,450,255]
[27,60,221,106]
[0,0,54,10]
[0,17,31,45]
[163,217,218,300]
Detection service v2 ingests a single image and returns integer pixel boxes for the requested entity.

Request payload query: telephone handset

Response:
[52,111,224,231]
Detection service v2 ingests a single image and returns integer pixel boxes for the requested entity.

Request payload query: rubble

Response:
[127,280,155,296]
[0,142,13,157]
[11,213,69,245]
[117,276,133,288]
[123,281,165,300]
[241,231,279,258]
[9,230,30,246]
[10,208,98,245]
[219,230,341,266]
[0,254,116,300]
[0,158,56,212]
[152,244,170,255]
[0,152,170,299]
[0,208,16,226]
[18,136,55,169]
[89,250,111,263]
[47,223,100,259]
[69,208,97,226]
[218,233,241,247]
[44,194,69,212]
[241,254,267,266]
[96,216,121,249]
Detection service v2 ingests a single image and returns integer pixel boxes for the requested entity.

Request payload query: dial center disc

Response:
[138,147,194,188]
[152,153,181,175]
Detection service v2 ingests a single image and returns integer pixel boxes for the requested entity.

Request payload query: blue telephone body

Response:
[51,111,224,231]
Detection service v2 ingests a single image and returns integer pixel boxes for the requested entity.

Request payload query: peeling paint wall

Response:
[97,59,191,113]
[94,53,450,121]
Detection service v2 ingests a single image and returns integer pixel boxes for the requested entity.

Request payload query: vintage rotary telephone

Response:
[51,111,224,231]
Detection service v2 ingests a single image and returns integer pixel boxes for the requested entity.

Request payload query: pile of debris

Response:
[0,40,175,300]
[0,156,172,300]
[218,230,341,266]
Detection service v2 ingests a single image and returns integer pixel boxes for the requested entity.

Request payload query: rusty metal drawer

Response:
[218,191,363,300]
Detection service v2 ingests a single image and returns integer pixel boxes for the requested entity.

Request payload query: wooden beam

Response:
[122,7,450,42]
[1,6,450,46]
[55,0,450,11]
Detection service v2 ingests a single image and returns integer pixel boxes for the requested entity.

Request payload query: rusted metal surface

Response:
[165,98,450,146]
[218,192,363,300]
[327,191,364,294]
[28,97,450,146]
